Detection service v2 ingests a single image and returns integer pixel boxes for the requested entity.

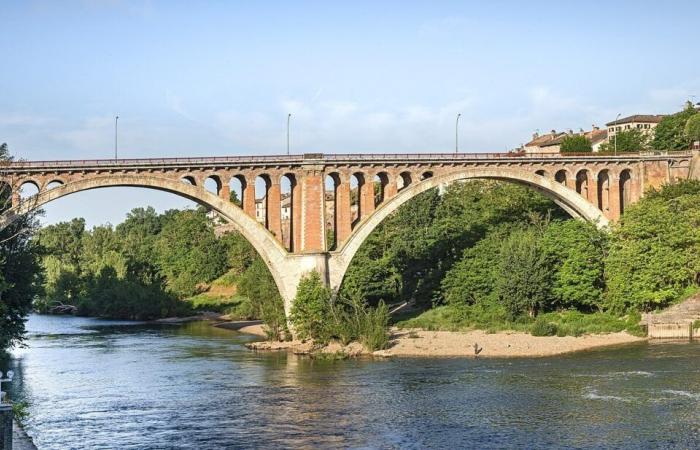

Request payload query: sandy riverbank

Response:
[243,326,645,358]
[213,320,268,337]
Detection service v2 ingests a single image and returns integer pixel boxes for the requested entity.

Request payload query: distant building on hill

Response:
[605,114,665,139]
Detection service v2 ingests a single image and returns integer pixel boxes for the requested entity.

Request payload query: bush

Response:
[530,318,558,336]
[290,271,332,341]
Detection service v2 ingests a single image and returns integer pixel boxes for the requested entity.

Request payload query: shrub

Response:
[530,318,558,336]
[290,271,332,341]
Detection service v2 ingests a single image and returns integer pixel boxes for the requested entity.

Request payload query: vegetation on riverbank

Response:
[32,207,287,336]
[0,144,41,353]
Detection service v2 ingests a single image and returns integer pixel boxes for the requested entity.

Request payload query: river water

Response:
[3,314,700,449]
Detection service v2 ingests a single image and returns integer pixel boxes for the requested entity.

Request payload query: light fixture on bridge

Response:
[0,370,14,404]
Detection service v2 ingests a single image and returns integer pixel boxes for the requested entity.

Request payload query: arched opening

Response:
[535,169,548,177]
[374,172,389,206]
[281,174,296,251]
[204,175,222,196]
[554,170,568,187]
[597,170,610,213]
[575,170,589,199]
[255,174,271,227]
[329,168,610,292]
[181,175,196,186]
[619,169,632,215]
[45,180,64,190]
[19,180,39,199]
[325,174,339,251]
[398,171,412,192]
[0,174,292,305]
[229,176,243,206]
[421,171,434,180]
[350,173,363,228]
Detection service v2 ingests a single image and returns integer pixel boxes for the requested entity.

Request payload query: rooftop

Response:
[606,115,665,126]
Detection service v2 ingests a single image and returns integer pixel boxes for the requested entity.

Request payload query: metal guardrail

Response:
[3,150,693,170]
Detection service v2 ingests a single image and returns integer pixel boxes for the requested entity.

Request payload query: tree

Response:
[0,143,40,352]
[685,114,700,147]
[541,220,607,311]
[651,102,699,151]
[290,271,332,341]
[495,229,552,318]
[154,209,228,297]
[599,129,649,153]
[604,180,700,312]
[560,135,592,153]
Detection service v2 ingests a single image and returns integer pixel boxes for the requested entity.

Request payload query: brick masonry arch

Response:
[327,167,609,291]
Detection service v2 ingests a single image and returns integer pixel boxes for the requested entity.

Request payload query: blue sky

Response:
[2,0,699,226]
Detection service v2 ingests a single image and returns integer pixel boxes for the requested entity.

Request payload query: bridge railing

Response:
[4,150,693,169]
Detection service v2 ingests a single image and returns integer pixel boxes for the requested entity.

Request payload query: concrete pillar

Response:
[267,178,282,240]
[300,165,326,252]
[219,183,231,202]
[588,173,598,209]
[359,172,375,219]
[608,174,621,221]
[384,173,398,200]
[11,190,20,208]
[242,176,256,218]
[335,172,352,245]
[292,177,302,252]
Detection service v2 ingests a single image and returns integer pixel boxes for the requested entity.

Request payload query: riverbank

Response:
[244,326,645,358]
[13,420,37,450]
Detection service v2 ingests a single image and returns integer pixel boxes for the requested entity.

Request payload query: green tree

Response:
[541,220,607,311]
[290,271,332,341]
[651,102,699,151]
[560,135,592,153]
[154,210,228,297]
[599,129,649,153]
[0,143,40,352]
[685,114,700,146]
[604,181,700,312]
[237,258,287,340]
[495,228,551,318]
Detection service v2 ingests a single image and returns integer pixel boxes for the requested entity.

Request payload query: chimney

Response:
[550,129,556,135]
[592,124,599,131]
[532,131,539,140]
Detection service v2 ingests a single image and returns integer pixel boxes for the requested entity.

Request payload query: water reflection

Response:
[6,315,700,449]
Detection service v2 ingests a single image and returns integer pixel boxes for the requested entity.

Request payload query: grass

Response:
[184,293,257,319]
[396,305,644,337]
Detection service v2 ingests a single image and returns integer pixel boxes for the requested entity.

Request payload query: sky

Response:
[2,0,699,227]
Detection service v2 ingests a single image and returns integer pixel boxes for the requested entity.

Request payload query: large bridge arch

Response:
[327,167,609,291]
[0,174,296,303]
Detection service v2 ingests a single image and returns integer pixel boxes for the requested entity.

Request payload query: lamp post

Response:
[455,113,461,153]
[287,114,291,156]
[614,113,621,156]
[115,115,119,160]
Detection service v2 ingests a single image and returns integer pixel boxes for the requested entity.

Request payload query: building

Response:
[606,115,665,139]
[523,130,566,154]
[524,126,608,153]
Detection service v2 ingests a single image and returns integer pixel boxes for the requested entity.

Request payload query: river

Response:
[3,314,700,449]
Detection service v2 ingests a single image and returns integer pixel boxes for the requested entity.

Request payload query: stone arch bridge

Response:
[1,151,696,315]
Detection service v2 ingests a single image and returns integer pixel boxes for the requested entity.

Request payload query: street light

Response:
[0,370,14,404]
[115,115,119,160]
[455,113,462,154]
[287,114,292,156]
[614,113,621,156]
